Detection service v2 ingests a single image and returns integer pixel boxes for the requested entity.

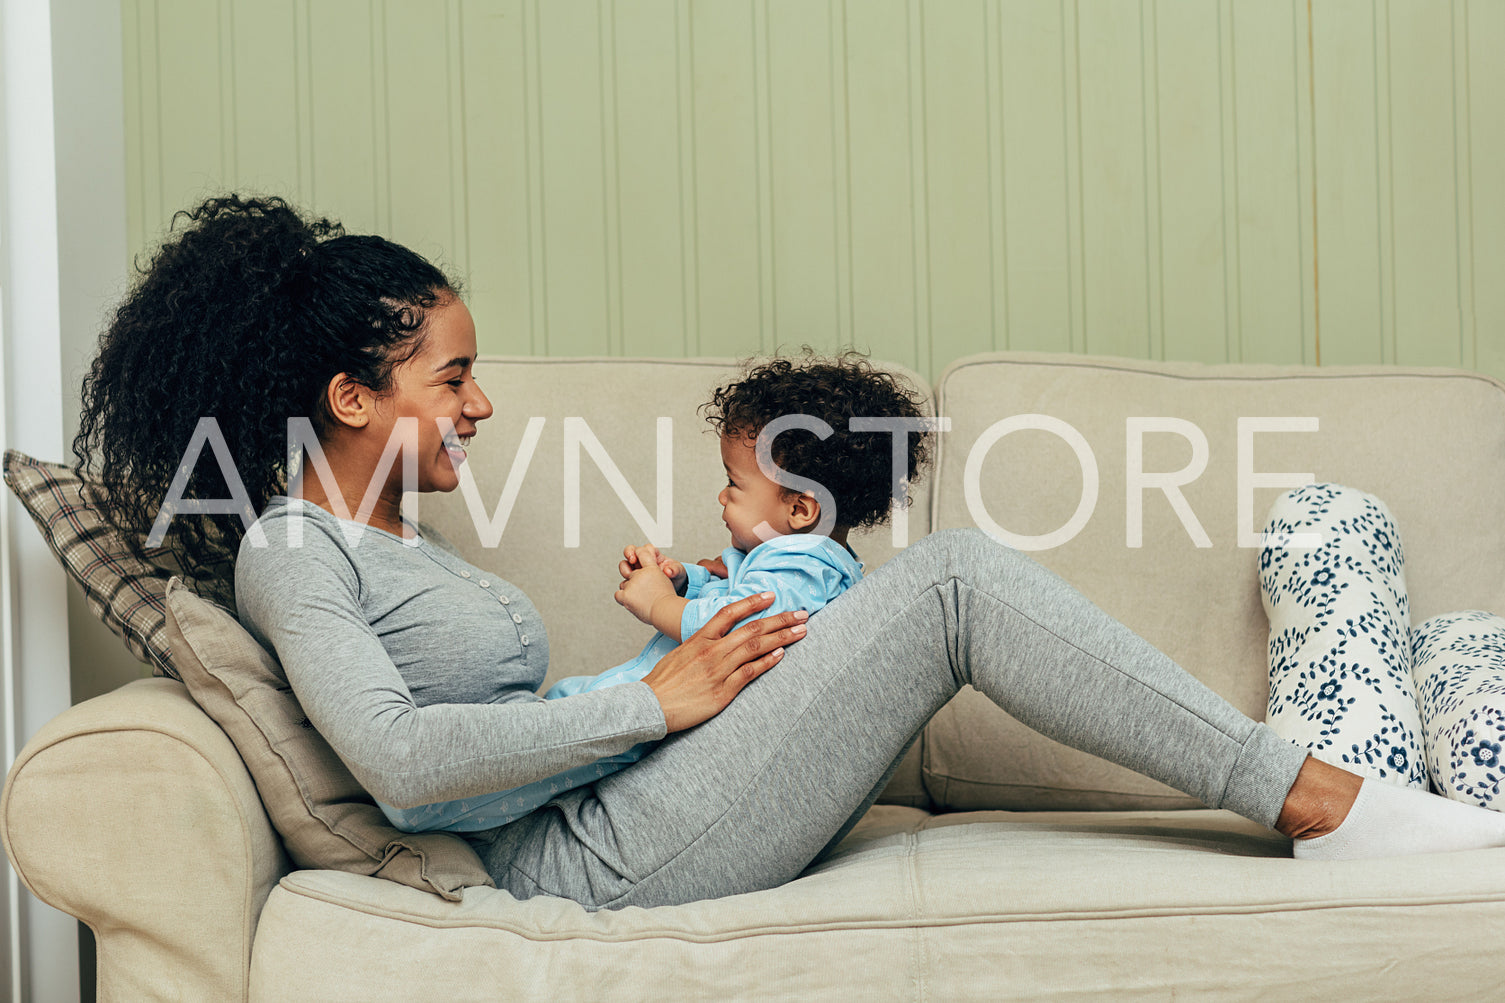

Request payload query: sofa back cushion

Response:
[925,353,1505,811]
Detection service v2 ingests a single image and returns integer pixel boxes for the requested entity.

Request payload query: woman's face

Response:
[369,296,493,494]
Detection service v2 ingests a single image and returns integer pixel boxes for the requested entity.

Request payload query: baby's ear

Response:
[786,492,822,533]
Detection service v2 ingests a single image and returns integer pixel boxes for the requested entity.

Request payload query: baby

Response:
[380,352,932,832]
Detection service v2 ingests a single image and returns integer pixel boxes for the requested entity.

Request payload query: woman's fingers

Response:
[696,611,807,681]
[725,644,787,690]
[713,624,803,702]
[644,606,809,733]
[696,591,778,638]
[728,607,808,647]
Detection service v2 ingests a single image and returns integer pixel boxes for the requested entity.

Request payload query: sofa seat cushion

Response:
[248,805,1505,1001]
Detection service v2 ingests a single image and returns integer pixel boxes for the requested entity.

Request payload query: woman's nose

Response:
[463,383,494,421]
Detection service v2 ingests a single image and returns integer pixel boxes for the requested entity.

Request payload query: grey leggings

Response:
[480,528,1308,909]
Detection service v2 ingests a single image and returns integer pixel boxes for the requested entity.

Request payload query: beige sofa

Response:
[6,353,1505,1001]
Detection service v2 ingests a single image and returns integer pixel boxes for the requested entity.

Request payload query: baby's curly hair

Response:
[702,351,932,532]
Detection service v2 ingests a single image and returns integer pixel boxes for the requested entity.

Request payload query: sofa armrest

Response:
[1,677,288,1002]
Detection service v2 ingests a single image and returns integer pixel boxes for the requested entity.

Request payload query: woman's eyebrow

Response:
[432,356,472,373]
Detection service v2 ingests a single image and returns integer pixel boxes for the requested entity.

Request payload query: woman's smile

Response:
[444,431,473,468]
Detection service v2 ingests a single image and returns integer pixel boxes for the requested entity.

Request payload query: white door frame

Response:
[1,1,128,1000]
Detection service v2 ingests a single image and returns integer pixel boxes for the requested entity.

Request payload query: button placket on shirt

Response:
[438,552,529,649]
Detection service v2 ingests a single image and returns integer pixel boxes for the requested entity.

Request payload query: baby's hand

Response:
[619,544,688,594]
[659,559,689,595]
[618,543,669,579]
[697,556,729,579]
[615,564,676,624]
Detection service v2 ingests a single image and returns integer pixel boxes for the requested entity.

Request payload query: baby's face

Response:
[717,433,796,552]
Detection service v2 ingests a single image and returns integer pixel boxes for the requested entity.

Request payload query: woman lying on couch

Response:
[72,195,1505,910]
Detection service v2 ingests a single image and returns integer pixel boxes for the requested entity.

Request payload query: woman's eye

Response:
[447,379,465,388]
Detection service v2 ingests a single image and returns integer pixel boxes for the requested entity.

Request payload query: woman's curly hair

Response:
[73,194,458,595]
[702,351,932,531]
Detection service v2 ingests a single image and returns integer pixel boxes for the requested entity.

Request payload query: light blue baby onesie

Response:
[377,533,863,832]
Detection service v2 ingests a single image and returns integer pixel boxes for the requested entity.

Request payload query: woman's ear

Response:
[325,373,373,429]
[786,492,822,533]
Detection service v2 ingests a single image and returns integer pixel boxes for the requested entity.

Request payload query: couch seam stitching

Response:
[919,772,1199,800]
[271,881,1505,940]
[904,814,926,1002]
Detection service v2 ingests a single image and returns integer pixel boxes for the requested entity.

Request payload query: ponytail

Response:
[74,194,457,590]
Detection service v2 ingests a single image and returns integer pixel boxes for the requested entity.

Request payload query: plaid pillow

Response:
[1,448,220,680]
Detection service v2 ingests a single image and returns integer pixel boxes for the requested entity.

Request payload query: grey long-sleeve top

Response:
[234,498,667,810]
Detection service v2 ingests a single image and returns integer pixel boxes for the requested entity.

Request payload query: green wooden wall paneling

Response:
[1472,0,1505,380]
[1233,0,1314,366]
[844,0,921,369]
[122,0,1503,383]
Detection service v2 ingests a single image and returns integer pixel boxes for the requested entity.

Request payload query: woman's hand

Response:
[641,592,808,733]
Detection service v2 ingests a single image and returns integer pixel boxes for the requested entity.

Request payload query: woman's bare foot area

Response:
[1277,755,1505,860]
[1275,756,1363,841]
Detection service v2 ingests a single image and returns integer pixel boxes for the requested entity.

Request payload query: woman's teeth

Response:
[444,435,471,462]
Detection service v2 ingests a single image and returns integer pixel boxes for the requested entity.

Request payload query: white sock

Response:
[1294,778,1505,860]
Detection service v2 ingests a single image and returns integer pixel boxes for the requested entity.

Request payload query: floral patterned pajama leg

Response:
[1259,483,1427,788]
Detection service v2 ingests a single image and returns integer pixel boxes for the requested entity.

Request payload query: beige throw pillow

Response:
[163,578,494,900]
